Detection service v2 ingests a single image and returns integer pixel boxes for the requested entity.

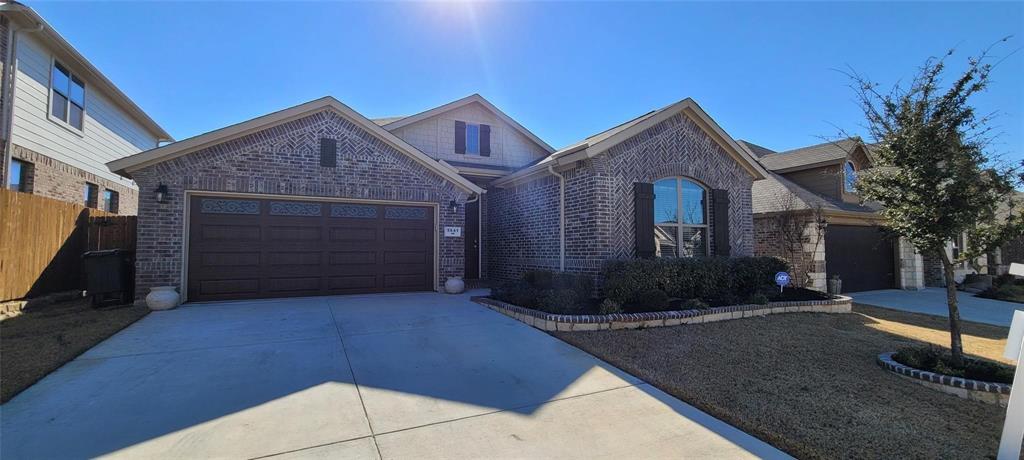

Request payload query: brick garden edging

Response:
[471,295,852,332]
[877,352,1011,407]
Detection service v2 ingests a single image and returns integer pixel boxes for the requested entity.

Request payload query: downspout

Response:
[547,165,565,271]
[1,17,43,187]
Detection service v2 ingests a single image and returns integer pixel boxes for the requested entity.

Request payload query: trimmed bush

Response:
[491,270,595,314]
[748,293,770,305]
[893,346,1014,384]
[598,299,623,315]
[602,256,789,308]
[679,298,709,310]
[622,289,670,313]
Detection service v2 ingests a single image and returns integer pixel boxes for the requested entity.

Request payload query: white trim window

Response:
[50,61,85,131]
[843,161,857,193]
[653,177,708,257]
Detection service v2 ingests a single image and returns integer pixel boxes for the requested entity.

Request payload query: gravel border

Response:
[472,295,852,331]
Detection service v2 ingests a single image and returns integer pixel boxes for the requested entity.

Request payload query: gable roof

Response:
[106,96,485,195]
[0,2,172,141]
[380,94,555,154]
[737,140,776,158]
[372,116,405,126]
[752,171,881,217]
[492,98,766,187]
[756,138,861,172]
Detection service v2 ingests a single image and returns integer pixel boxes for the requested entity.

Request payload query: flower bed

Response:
[877,352,1011,406]
[472,294,852,332]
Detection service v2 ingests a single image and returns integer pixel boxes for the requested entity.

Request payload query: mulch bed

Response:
[553,303,1013,459]
[0,297,148,403]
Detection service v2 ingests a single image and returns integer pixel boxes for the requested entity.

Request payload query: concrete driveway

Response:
[1,291,787,459]
[852,287,1021,327]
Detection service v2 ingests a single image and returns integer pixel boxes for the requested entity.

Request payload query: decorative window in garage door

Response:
[200,199,260,215]
[269,201,322,216]
[330,204,378,219]
[385,207,428,220]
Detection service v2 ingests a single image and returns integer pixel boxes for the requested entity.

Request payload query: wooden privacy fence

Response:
[0,189,136,301]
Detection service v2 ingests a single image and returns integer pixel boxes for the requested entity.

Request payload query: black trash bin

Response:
[82,249,134,307]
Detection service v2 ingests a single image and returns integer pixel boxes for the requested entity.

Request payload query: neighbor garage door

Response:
[824,224,896,293]
[186,196,434,302]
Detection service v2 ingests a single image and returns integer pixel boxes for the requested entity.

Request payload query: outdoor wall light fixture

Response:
[449,199,459,213]
[154,184,169,204]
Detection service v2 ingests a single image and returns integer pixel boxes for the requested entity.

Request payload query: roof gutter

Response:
[1,10,43,189]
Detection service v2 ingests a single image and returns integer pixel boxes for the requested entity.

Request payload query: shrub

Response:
[893,346,1014,384]
[621,289,670,313]
[748,293,769,305]
[602,256,789,308]
[490,270,595,314]
[679,298,709,310]
[598,299,623,315]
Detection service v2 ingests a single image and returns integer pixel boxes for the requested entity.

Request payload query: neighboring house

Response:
[744,138,992,293]
[0,2,170,214]
[107,95,764,303]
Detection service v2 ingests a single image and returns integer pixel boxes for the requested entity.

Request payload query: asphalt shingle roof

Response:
[757,139,860,171]
[371,116,406,126]
[737,140,776,158]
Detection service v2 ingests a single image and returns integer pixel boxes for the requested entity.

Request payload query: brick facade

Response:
[753,215,826,290]
[130,109,470,301]
[487,112,755,283]
[10,143,138,214]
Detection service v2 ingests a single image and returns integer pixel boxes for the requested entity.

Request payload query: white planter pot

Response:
[146,286,180,311]
[444,277,465,294]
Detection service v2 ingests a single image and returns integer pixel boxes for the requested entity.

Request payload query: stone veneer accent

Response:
[474,295,852,332]
[10,144,138,214]
[877,352,1010,407]
[897,238,925,290]
[486,112,754,283]
[131,109,470,301]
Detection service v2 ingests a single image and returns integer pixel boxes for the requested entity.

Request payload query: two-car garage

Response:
[186,195,436,302]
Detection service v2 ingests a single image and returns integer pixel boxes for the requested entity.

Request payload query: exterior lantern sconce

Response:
[449,199,459,213]
[154,184,169,204]
[816,216,828,232]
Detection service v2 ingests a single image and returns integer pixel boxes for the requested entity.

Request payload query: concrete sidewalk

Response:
[1,291,788,459]
[851,287,1021,327]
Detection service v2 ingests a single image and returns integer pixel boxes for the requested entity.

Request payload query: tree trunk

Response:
[938,249,965,367]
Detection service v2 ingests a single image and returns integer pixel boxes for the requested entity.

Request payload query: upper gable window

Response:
[50,61,85,131]
[843,161,857,193]
[455,121,491,157]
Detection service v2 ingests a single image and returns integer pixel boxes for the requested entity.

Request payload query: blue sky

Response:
[31,1,1024,163]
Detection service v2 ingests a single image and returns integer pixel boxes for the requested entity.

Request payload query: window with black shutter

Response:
[320,138,337,167]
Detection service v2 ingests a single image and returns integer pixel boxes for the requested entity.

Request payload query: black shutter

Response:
[634,182,655,259]
[712,189,731,256]
[320,138,337,167]
[480,124,491,156]
[454,121,466,154]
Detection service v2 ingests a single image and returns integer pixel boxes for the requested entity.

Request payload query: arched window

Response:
[653,177,708,257]
[844,161,857,193]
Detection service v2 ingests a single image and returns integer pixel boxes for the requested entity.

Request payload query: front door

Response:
[464,200,480,279]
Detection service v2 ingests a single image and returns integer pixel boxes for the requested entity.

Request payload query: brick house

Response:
[107,95,765,303]
[744,138,995,293]
[0,2,171,214]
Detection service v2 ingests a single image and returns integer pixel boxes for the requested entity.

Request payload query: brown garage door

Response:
[824,225,896,293]
[187,196,434,302]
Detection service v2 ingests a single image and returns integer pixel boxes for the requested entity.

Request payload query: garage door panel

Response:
[199,225,261,241]
[197,252,261,267]
[267,226,322,242]
[267,252,322,266]
[329,227,377,242]
[188,197,434,301]
[328,251,376,265]
[327,275,378,291]
[267,277,321,293]
[198,279,260,297]
[825,225,896,292]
